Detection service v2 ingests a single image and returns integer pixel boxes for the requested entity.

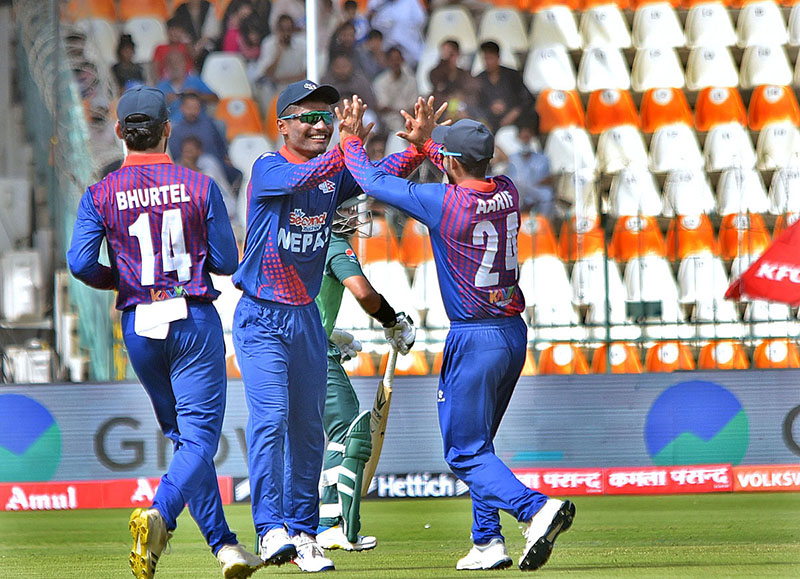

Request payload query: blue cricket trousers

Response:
[438,315,549,544]
[232,295,327,537]
[122,301,237,554]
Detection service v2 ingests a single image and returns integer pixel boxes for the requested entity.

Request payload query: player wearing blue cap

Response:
[67,86,261,579]
[337,96,576,572]
[232,80,424,572]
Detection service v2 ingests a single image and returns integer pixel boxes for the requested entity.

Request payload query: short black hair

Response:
[480,41,500,56]
[181,135,203,150]
[121,116,166,151]
[366,29,383,41]
[385,46,403,59]
[458,158,490,179]
[343,0,358,9]
[442,39,460,52]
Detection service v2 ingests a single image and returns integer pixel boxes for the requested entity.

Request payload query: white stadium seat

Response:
[717,167,770,215]
[74,18,118,66]
[789,4,800,46]
[580,5,631,49]
[123,17,167,63]
[411,260,449,330]
[691,300,744,339]
[577,45,631,92]
[632,3,685,49]
[739,45,792,89]
[769,166,800,214]
[596,125,649,174]
[556,170,599,216]
[631,47,685,92]
[686,46,739,91]
[677,254,730,304]
[229,135,271,178]
[523,45,577,93]
[662,169,717,217]
[477,8,528,53]
[649,123,704,173]
[608,167,663,217]
[530,6,582,50]
[201,53,252,99]
[756,122,800,171]
[544,127,597,173]
[426,7,478,55]
[415,45,440,96]
[744,300,798,338]
[685,3,736,48]
[737,1,788,48]
[704,122,756,172]
[571,254,626,306]
[623,255,687,340]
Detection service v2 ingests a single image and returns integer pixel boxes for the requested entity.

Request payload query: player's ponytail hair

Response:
[121,115,166,151]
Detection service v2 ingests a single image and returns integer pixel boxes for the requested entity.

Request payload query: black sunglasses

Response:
[279,111,334,125]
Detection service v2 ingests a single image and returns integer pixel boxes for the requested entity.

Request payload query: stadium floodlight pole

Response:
[306,0,319,82]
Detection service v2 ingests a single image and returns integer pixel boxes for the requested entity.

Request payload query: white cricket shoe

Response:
[292,532,335,572]
[519,499,576,571]
[456,537,513,570]
[317,525,377,551]
[259,527,297,566]
[216,544,263,578]
[129,508,171,579]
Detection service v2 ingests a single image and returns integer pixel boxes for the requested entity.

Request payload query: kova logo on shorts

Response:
[0,394,62,482]
[644,381,749,466]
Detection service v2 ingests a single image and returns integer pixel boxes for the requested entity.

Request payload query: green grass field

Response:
[1,494,799,578]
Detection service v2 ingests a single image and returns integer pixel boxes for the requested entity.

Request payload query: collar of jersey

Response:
[458,178,496,192]
[122,153,173,167]
[279,145,313,165]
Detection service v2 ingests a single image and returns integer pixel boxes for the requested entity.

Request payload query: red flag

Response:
[726,218,800,305]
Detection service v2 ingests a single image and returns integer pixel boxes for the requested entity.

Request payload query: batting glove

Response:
[383,312,415,355]
[331,329,362,361]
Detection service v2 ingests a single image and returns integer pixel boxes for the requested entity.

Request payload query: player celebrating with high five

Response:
[336,96,576,572]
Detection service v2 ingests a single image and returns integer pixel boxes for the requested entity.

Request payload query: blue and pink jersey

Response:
[342,137,526,321]
[68,153,238,310]
[233,144,426,305]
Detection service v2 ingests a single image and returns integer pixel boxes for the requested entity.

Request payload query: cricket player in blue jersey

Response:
[337,96,576,572]
[67,86,262,579]
[231,80,421,572]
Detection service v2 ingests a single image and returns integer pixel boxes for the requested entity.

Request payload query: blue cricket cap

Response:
[432,119,495,165]
[276,79,340,117]
[117,86,168,128]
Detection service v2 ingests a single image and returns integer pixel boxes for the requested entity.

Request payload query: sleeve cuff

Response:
[422,138,439,156]
[341,135,363,148]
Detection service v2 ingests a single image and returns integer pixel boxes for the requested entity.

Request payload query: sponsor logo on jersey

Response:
[475,190,513,215]
[149,286,186,302]
[344,248,359,263]
[488,285,516,307]
[289,209,328,232]
[318,180,336,194]
[278,225,330,253]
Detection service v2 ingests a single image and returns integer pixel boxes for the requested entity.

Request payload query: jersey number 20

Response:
[128,209,192,286]
[473,213,519,288]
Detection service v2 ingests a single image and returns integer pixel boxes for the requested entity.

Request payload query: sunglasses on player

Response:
[279,111,334,125]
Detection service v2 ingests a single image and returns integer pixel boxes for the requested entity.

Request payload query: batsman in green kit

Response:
[314,200,416,552]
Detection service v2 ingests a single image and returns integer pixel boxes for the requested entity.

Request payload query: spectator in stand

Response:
[430,40,479,109]
[503,121,553,218]
[269,0,305,33]
[111,34,145,94]
[233,14,265,63]
[321,52,377,112]
[153,17,195,81]
[172,0,221,70]
[373,46,418,135]
[357,29,387,81]
[65,31,99,101]
[368,0,425,67]
[474,41,534,133]
[340,0,369,43]
[221,1,255,52]
[157,49,218,120]
[252,13,307,110]
[328,22,360,72]
[177,135,237,218]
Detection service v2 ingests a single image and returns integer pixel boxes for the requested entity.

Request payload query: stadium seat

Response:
[661,169,717,217]
[571,253,627,306]
[790,3,800,45]
[716,167,770,215]
[608,167,663,216]
[704,122,756,172]
[399,220,433,269]
[677,253,730,304]
[201,53,252,99]
[523,45,577,93]
[623,255,681,309]
[719,212,772,259]
[631,47,686,92]
[426,7,478,54]
[746,307,799,341]
[632,2,685,48]
[537,344,590,374]
[698,340,750,369]
[748,84,800,131]
[72,18,119,67]
[544,127,597,173]
[494,125,528,157]
[690,300,744,339]
[772,211,800,237]
[556,170,600,217]
[577,46,631,92]
[229,134,270,178]
[591,342,643,373]
[215,97,264,140]
[685,2,737,48]
[415,45,440,96]
[521,349,538,376]
[737,0,789,47]
[122,18,168,64]
[596,125,649,174]
[529,5,582,49]
[362,259,418,324]
[580,5,632,48]
[649,123,704,173]
[411,260,449,330]
[264,94,280,142]
[586,89,640,134]
[226,350,241,378]
[536,89,585,133]
[341,351,377,376]
[757,122,800,171]
[685,46,739,91]
[477,8,529,53]
[644,341,696,371]
[62,0,116,21]
[517,214,559,262]
[609,215,666,262]
[640,88,693,133]
[666,214,718,260]
[694,87,747,132]
[518,254,572,308]
[558,214,605,260]
[118,0,168,21]
[336,285,376,330]
[739,45,793,89]
[769,167,800,214]
[378,350,430,375]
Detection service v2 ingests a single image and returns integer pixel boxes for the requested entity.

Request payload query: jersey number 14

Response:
[473,213,519,288]
[128,209,192,286]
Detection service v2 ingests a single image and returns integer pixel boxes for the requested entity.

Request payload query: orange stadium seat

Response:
[529,0,582,12]
[537,344,590,374]
[341,351,377,376]
[518,214,559,262]
[558,215,605,261]
[226,352,241,378]
[215,97,264,140]
[634,0,681,6]
[265,95,280,142]
[521,349,537,375]
[640,88,693,133]
[591,342,643,373]
[118,0,169,21]
[698,341,750,369]
[536,89,585,133]
[694,87,747,132]
[645,341,696,372]
[586,89,639,134]
[352,217,401,263]
[752,339,800,368]
[719,212,772,259]
[378,350,430,375]
[748,84,800,131]
[666,214,718,260]
[62,0,116,21]
[608,215,667,262]
[773,212,800,237]
[583,0,632,10]
[399,219,433,269]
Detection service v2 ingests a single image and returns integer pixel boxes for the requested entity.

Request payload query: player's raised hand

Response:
[335,95,374,144]
[397,96,451,148]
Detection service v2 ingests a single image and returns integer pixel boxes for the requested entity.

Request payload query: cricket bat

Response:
[360,346,397,497]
